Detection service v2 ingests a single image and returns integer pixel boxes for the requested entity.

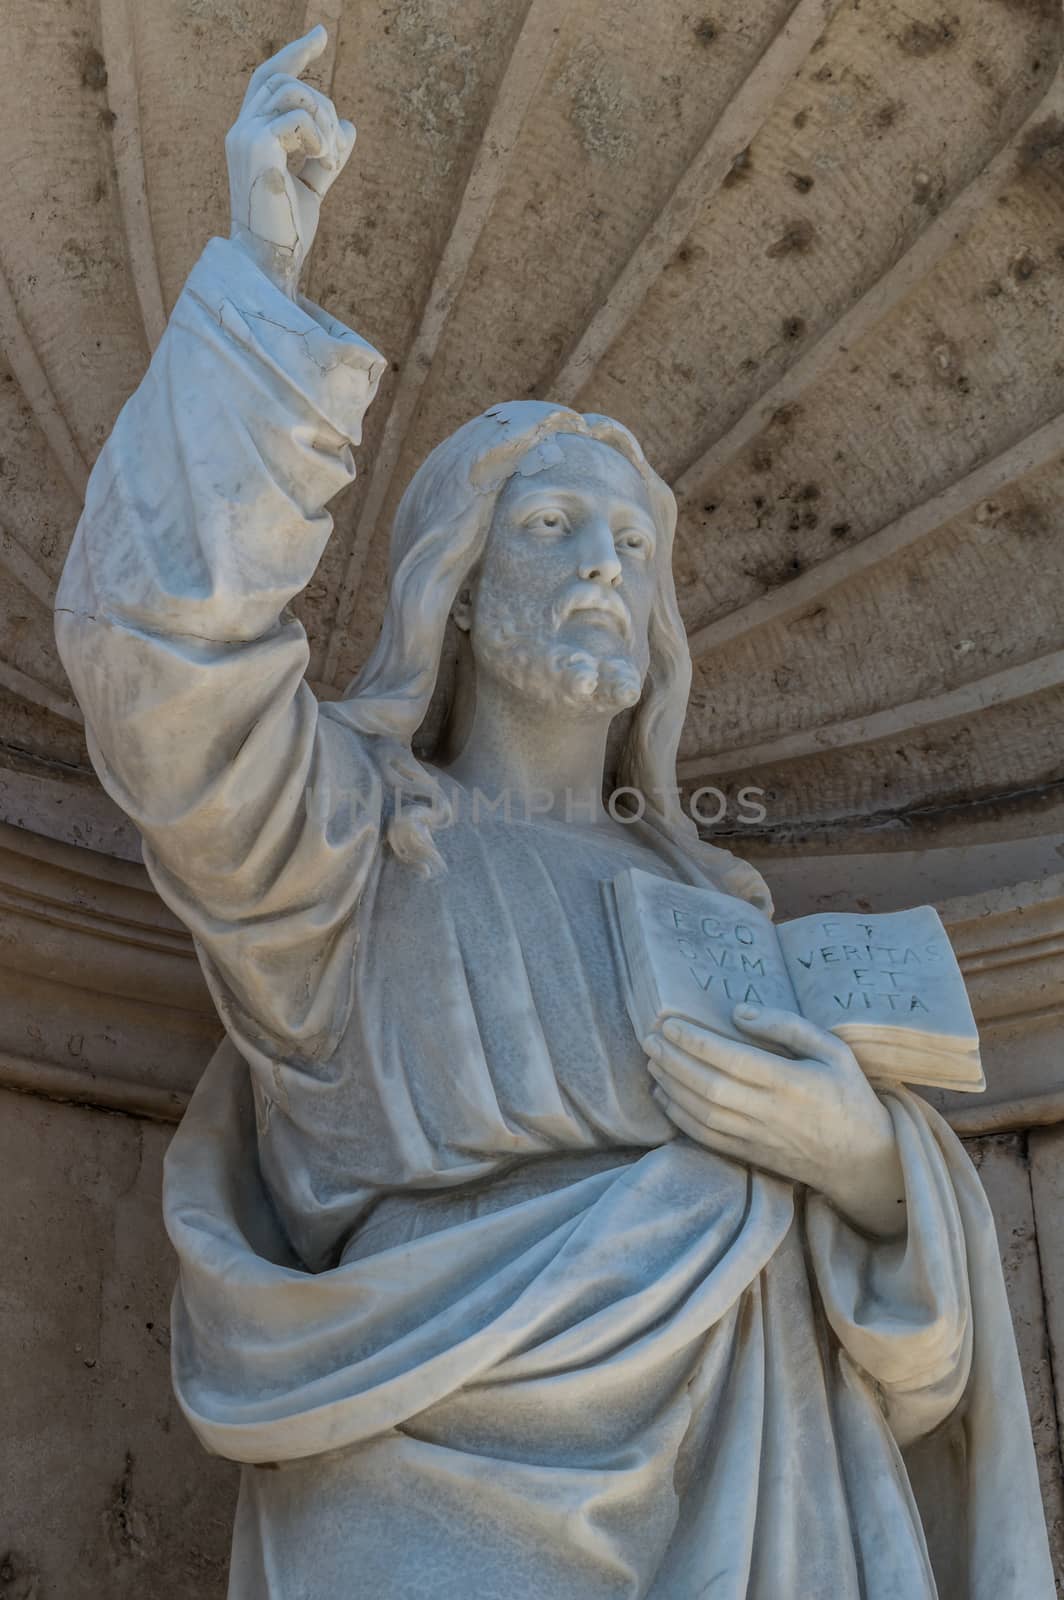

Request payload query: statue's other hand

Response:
[226,26,356,296]
[644,1007,907,1240]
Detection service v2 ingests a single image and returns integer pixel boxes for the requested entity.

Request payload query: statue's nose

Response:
[577,522,622,586]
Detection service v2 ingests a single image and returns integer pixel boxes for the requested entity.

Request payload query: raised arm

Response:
[55,32,387,1069]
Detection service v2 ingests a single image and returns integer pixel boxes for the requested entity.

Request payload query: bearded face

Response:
[461,434,659,716]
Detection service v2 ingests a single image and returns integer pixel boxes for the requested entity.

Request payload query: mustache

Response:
[553,583,633,641]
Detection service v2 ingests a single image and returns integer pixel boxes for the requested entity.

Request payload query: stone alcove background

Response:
[2,0,1064,1590]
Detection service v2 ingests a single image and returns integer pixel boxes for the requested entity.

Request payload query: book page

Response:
[623,872,798,1037]
[777,906,978,1045]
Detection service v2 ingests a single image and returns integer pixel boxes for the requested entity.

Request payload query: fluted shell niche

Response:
[3,0,1064,863]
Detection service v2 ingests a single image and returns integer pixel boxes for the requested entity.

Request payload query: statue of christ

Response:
[55,28,1053,1600]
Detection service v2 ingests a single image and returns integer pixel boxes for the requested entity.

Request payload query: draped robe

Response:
[55,237,1055,1599]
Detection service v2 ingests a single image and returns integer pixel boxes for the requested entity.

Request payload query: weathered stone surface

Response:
[0,1091,236,1598]
[0,0,1062,854]
[1030,1127,1064,1451]
[969,1133,1064,1588]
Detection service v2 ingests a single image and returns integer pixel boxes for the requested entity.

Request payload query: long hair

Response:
[328,400,767,907]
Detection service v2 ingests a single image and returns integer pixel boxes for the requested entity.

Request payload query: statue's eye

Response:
[616,529,652,557]
[527,508,569,534]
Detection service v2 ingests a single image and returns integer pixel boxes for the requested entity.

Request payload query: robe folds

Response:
[55,237,1055,1599]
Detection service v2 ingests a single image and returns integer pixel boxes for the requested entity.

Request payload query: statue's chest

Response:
[352,818,682,1151]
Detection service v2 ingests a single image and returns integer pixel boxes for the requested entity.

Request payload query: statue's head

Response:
[452,428,659,721]
[341,400,693,875]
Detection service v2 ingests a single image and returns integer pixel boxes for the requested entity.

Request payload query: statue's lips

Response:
[560,598,632,639]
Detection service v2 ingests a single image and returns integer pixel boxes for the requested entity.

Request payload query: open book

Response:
[605,867,983,1092]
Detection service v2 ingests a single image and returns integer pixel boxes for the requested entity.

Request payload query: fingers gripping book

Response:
[606,868,983,1091]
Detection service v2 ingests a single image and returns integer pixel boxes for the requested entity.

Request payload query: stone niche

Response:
[2,0,1064,1590]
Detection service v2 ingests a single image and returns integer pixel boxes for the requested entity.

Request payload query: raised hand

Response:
[644,1006,907,1238]
[226,26,356,296]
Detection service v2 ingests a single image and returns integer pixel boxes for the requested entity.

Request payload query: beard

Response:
[472,588,646,714]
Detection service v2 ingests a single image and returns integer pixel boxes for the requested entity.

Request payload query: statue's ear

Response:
[451,585,474,633]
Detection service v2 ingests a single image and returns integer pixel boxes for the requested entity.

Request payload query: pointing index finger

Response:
[243,26,328,108]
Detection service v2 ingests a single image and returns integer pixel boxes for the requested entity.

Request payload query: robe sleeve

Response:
[55,237,389,1070]
[805,1089,1056,1599]
[804,1090,972,1449]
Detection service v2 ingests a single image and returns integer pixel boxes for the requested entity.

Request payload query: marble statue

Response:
[55,29,1054,1599]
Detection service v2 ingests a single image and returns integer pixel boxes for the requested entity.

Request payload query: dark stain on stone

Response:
[693,18,718,44]
[746,552,805,589]
[793,604,827,628]
[782,316,805,341]
[811,64,834,82]
[990,0,1058,15]
[98,107,117,130]
[766,219,815,259]
[771,403,800,428]
[873,100,904,131]
[1018,115,1064,175]
[751,449,773,473]
[0,1550,40,1598]
[793,108,809,129]
[981,495,1051,539]
[897,16,959,55]
[789,171,814,194]
[1011,247,1039,283]
[668,241,705,274]
[80,46,107,89]
[831,521,852,540]
[59,237,101,283]
[722,146,751,188]
[108,1451,145,1562]
[1012,498,1051,538]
